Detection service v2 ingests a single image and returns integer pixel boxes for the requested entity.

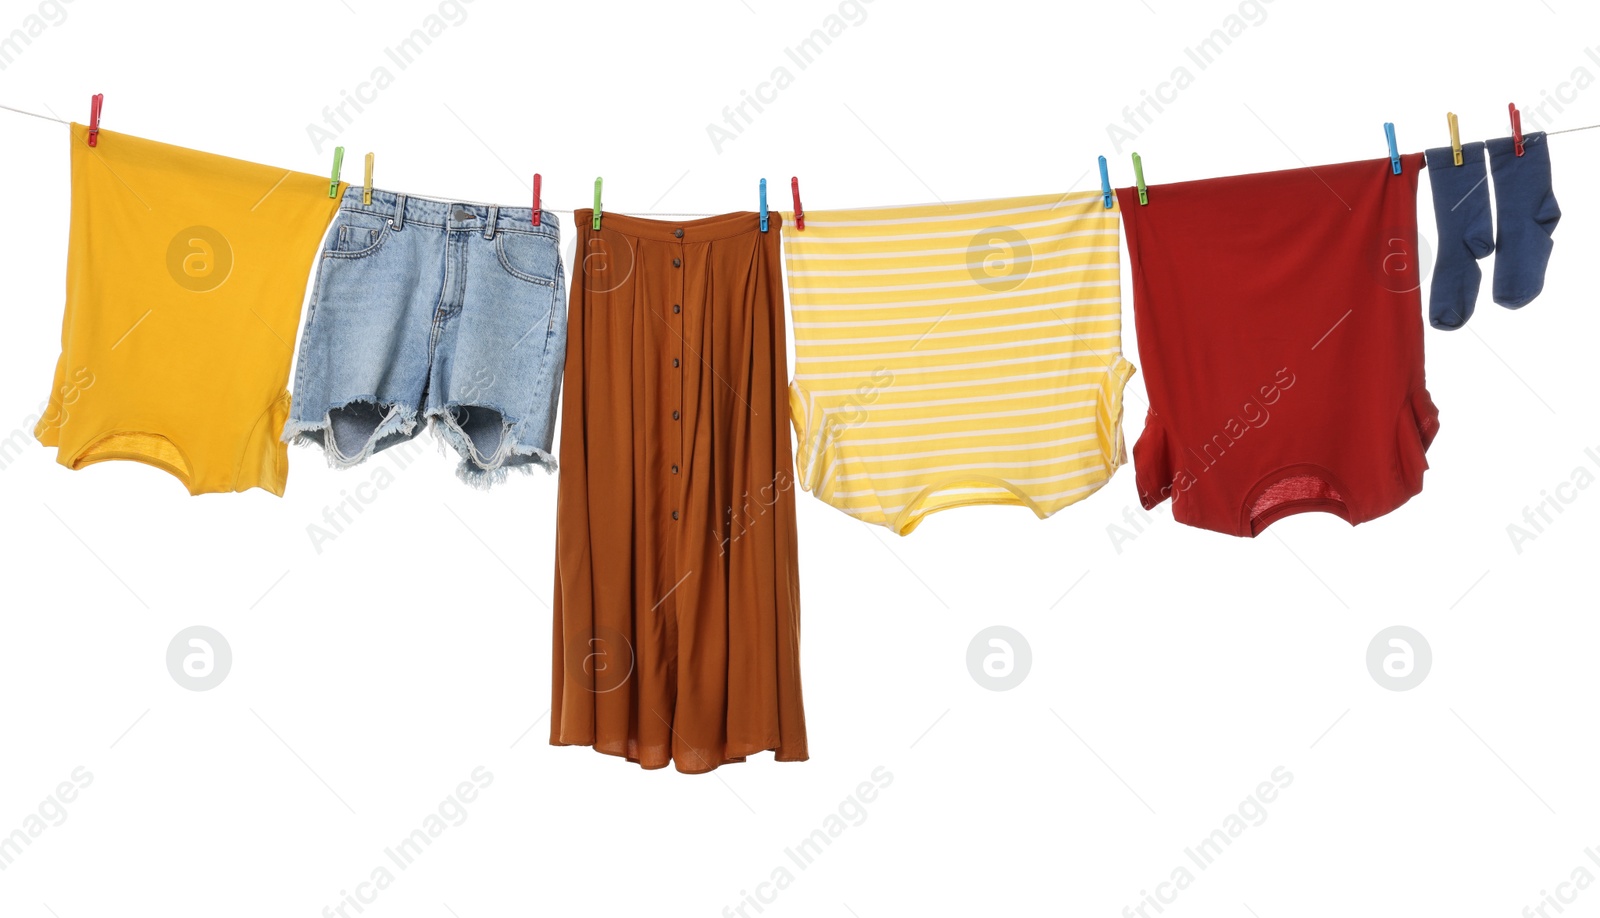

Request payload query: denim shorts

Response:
[285,188,567,487]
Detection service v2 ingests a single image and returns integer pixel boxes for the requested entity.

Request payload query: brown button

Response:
[671,510,680,520]
[671,464,679,474]
[672,410,680,420]
[674,228,684,238]
[673,258,682,267]
[673,304,681,314]
[672,358,680,367]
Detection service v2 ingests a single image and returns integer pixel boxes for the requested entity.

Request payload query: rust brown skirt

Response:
[551,209,807,773]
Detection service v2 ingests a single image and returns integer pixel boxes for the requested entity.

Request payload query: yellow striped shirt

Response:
[783,192,1136,534]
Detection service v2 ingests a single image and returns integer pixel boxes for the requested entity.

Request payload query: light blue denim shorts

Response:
[285,188,566,487]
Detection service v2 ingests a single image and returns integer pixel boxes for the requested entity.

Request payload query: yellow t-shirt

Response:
[784,192,1136,534]
[35,125,343,495]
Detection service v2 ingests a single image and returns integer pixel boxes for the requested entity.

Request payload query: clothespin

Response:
[1509,102,1525,156]
[86,93,103,147]
[1098,155,1112,209]
[1384,123,1401,174]
[1447,113,1462,166]
[759,178,769,232]
[362,152,374,205]
[592,177,602,231]
[790,176,805,231]
[328,146,344,198]
[531,173,542,226]
[1131,152,1148,205]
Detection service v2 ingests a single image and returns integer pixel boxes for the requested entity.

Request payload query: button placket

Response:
[670,227,685,520]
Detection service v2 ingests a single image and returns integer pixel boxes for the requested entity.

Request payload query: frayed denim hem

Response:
[281,399,420,469]
[425,405,556,490]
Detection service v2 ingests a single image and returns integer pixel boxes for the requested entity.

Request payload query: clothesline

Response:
[4,100,1599,218]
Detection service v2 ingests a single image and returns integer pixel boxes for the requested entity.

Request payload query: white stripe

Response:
[834,466,1108,497]
[793,219,1116,245]
[798,195,1104,227]
[829,400,1096,430]
[827,433,1099,464]
[794,307,1121,330]
[797,369,1106,397]
[787,283,1113,315]
[832,450,1105,481]
[793,283,1121,313]
[783,242,1120,262]
[787,257,1120,279]
[797,318,1114,347]
[794,349,1125,380]
[842,419,1097,447]
[794,333,1121,364]
[839,384,1100,411]
[791,263,1120,296]
[813,438,1101,496]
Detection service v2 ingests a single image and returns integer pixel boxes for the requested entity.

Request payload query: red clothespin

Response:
[531,173,542,226]
[790,176,805,231]
[1509,102,1525,157]
[87,93,103,147]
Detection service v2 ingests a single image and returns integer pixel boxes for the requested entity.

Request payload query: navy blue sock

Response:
[1425,142,1494,330]
[1487,131,1561,309]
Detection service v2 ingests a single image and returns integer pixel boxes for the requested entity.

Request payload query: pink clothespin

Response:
[790,176,805,231]
[1509,102,1525,157]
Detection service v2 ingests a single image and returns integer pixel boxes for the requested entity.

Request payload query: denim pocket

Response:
[327,212,392,258]
[495,231,558,286]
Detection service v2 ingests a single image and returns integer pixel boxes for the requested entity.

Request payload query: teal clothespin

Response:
[592,177,602,230]
[1098,155,1112,209]
[328,146,344,198]
[1384,123,1401,174]
[1131,152,1148,205]
[759,178,769,232]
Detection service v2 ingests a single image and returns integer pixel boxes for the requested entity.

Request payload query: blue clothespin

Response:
[759,178,769,232]
[1384,123,1401,175]
[1098,155,1112,209]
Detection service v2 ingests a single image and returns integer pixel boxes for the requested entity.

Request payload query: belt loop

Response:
[392,194,406,231]
[484,205,499,239]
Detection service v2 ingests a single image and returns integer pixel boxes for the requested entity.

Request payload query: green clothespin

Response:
[1131,152,1148,206]
[592,177,602,230]
[328,146,344,198]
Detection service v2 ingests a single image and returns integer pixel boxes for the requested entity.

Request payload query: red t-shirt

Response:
[1117,155,1439,537]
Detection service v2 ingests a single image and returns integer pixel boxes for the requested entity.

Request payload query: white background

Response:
[2,1,1598,916]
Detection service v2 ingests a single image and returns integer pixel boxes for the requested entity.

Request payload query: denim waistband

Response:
[340,187,559,238]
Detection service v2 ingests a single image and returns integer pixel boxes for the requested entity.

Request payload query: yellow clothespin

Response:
[363,152,374,205]
[1448,113,1462,166]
